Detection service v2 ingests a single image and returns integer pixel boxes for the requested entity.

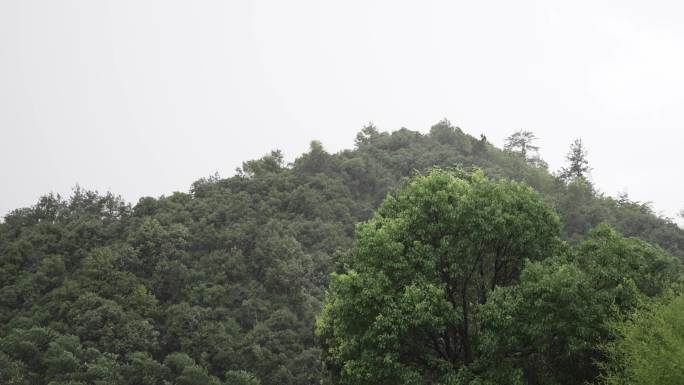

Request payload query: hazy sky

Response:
[1,0,682,225]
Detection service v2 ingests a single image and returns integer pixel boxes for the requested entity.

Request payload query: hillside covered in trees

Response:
[1,121,683,385]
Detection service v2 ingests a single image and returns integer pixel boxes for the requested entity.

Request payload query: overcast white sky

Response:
[1,0,682,225]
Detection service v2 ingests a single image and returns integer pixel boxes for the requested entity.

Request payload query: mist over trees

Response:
[1,122,682,385]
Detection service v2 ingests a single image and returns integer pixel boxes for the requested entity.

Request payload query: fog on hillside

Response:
[1,2,683,384]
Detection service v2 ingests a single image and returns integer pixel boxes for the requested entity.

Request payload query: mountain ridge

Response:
[1,121,682,385]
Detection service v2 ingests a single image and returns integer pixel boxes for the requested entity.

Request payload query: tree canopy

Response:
[317,169,683,385]
[599,294,684,385]
[317,169,563,384]
[1,122,682,385]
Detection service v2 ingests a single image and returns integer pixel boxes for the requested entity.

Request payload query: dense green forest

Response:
[1,121,683,385]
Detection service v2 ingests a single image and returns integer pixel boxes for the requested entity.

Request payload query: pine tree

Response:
[504,130,547,167]
[504,130,538,159]
[560,139,591,181]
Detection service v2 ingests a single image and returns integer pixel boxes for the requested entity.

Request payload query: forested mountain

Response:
[1,121,682,385]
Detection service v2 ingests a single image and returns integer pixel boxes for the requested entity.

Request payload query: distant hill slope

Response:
[1,121,682,385]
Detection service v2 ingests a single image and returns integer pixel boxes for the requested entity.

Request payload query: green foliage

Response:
[575,224,682,300]
[1,123,682,384]
[478,225,682,385]
[480,258,614,384]
[225,370,261,385]
[316,169,562,384]
[560,138,591,182]
[600,295,684,385]
[504,130,547,168]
